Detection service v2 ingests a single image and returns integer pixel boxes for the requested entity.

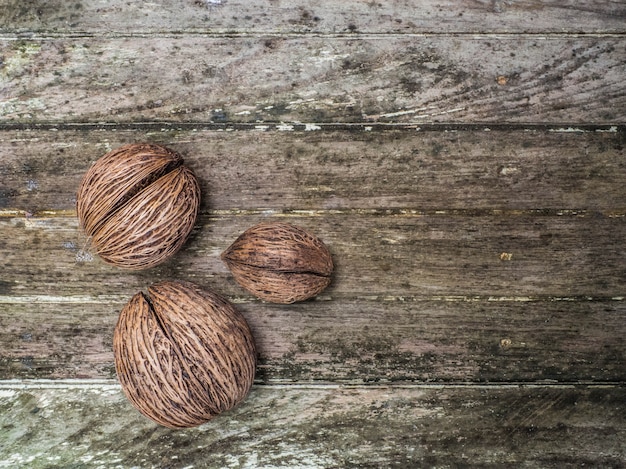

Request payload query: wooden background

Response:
[1,1,625,467]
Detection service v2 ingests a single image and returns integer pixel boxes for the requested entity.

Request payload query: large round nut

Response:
[76,143,200,269]
[113,281,256,428]
[221,222,334,304]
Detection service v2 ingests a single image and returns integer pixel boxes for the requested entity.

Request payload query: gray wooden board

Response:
[0,383,624,468]
[1,0,625,34]
[1,212,625,298]
[1,37,624,124]
[1,126,625,212]
[1,126,624,383]
[0,299,624,383]
[1,0,625,465]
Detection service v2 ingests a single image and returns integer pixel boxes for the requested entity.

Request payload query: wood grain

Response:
[1,299,624,382]
[1,211,625,298]
[2,124,624,383]
[1,0,625,464]
[1,127,625,213]
[1,383,624,468]
[1,0,625,34]
[1,37,624,124]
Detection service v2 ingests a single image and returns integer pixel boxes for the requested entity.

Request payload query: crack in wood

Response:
[0,122,623,132]
[0,294,623,304]
[2,208,625,218]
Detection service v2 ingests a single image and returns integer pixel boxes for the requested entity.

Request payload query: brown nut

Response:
[113,281,256,428]
[76,143,200,269]
[221,222,333,304]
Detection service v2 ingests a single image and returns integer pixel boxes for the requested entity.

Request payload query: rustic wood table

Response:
[1,1,625,467]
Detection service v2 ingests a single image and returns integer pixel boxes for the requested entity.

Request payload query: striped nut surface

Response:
[221,222,334,304]
[113,281,257,429]
[76,143,200,269]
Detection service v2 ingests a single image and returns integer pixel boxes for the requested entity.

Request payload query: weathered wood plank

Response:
[1,0,624,34]
[1,0,624,465]
[1,299,624,382]
[1,383,624,468]
[1,37,624,124]
[1,127,625,213]
[1,212,625,298]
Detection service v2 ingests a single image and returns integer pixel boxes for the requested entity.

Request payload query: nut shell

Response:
[76,143,200,269]
[113,281,256,428]
[221,222,333,304]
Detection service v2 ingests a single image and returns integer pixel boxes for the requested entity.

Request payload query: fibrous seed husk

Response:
[76,143,200,269]
[113,280,257,429]
[221,222,334,304]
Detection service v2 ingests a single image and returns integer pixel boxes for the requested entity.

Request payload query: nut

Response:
[221,222,333,304]
[113,281,256,428]
[76,143,200,269]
